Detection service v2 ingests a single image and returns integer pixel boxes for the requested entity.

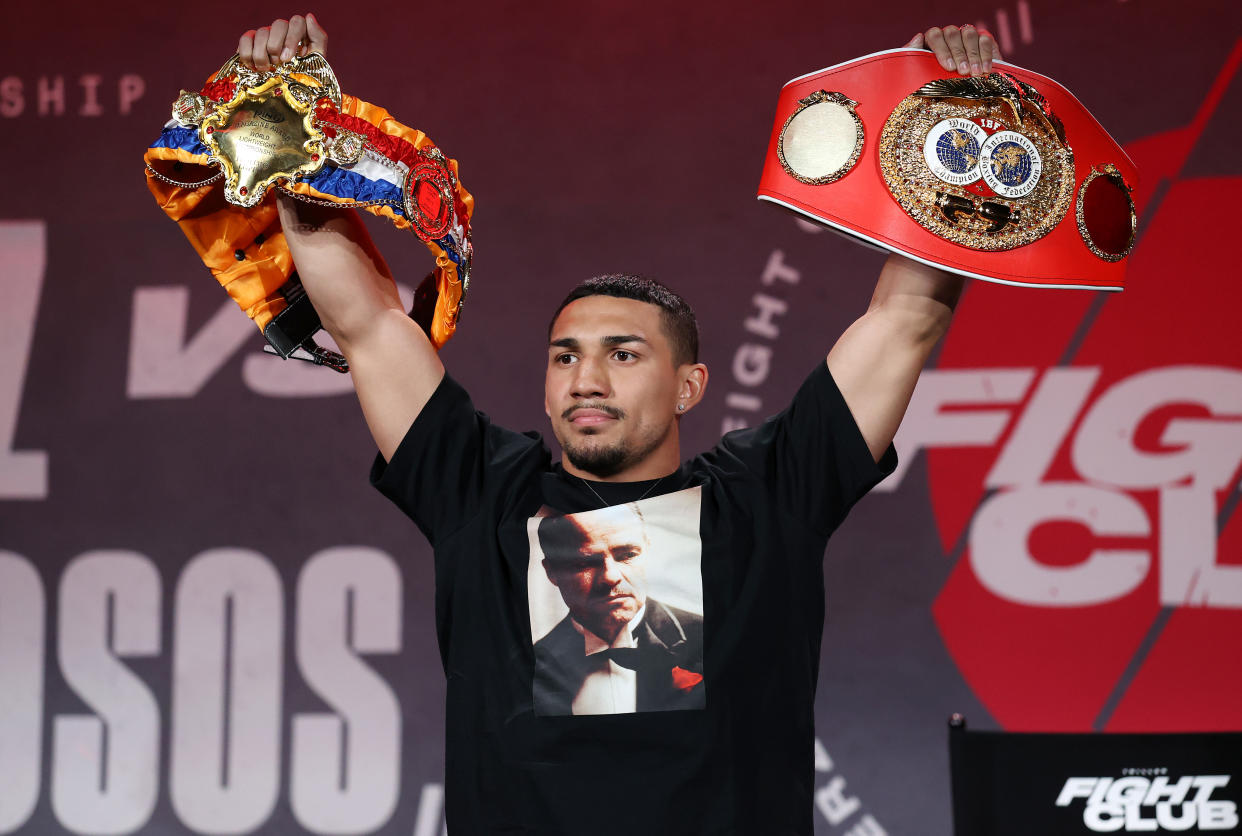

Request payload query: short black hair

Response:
[548,274,699,366]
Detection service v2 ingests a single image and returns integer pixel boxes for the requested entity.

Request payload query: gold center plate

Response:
[879,90,1074,251]
[202,77,325,208]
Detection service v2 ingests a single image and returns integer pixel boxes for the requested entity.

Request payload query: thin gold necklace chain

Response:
[579,474,667,509]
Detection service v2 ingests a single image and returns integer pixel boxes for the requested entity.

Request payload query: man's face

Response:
[542,509,649,643]
[545,296,682,478]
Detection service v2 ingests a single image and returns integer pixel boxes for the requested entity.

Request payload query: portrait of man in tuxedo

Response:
[532,500,705,716]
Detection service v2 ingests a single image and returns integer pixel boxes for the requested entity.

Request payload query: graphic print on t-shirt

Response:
[527,487,704,716]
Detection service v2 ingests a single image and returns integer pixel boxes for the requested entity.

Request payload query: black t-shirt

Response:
[371,362,896,835]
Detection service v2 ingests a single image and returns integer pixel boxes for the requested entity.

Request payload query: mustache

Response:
[562,402,625,421]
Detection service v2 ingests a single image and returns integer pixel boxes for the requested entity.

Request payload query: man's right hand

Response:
[237,13,329,71]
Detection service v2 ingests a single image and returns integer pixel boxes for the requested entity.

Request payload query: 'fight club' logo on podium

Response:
[1056,774,1238,832]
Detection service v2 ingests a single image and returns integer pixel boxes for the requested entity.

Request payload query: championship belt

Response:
[757,49,1138,290]
[144,53,474,371]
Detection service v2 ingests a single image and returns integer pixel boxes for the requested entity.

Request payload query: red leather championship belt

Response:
[757,48,1138,290]
[144,53,473,371]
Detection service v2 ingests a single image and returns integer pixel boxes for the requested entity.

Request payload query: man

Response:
[534,503,705,716]
[235,14,1000,834]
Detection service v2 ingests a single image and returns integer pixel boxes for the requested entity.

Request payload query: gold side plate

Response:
[1076,164,1137,262]
[778,90,864,185]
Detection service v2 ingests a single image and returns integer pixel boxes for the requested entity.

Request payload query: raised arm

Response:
[277,197,443,461]
[826,254,962,461]
[239,14,444,462]
[825,25,1001,461]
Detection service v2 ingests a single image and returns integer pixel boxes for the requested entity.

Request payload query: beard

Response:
[559,418,671,479]
[562,437,632,478]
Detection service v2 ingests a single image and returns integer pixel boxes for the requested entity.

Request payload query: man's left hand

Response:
[908,25,1002,77]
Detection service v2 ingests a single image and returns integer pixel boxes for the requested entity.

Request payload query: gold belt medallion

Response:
[879,74,1075,251]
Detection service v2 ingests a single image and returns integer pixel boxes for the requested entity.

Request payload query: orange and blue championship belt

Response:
[143,53,473,371]
[757,48,1138,290]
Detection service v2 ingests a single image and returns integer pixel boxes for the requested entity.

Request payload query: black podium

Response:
[948,715,1242,835]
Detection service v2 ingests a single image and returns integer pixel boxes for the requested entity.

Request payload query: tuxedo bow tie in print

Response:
[602,646,674,670]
